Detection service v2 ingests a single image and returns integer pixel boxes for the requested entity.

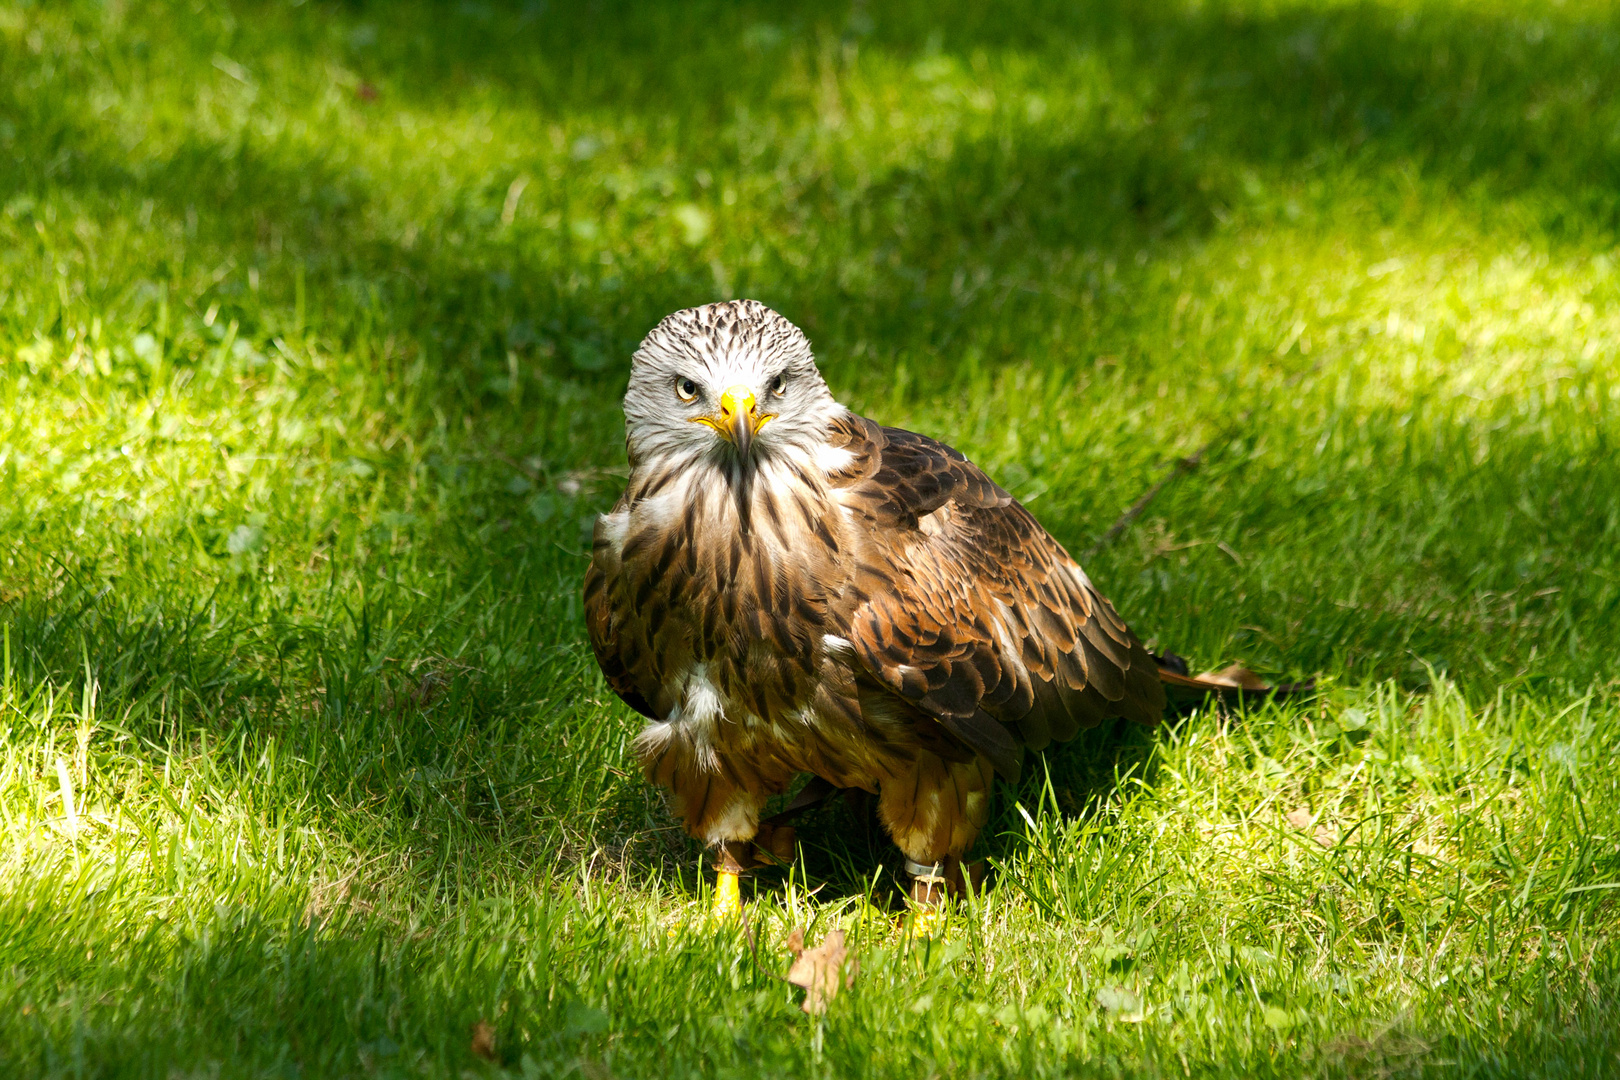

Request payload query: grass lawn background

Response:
[1,0,1618,1075]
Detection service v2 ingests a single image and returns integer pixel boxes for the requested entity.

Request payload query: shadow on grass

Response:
[8,0,1620,379]
[737,715,1166,907]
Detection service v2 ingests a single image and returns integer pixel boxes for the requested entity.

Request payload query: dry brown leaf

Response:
[470,1019,498,1062]
[786,927,858,1014]
[1286,806,1337,847]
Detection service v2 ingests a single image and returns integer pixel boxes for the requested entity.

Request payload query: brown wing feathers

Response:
[832,416,1167,783]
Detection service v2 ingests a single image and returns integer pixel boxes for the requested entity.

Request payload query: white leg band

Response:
[905,858,947,884]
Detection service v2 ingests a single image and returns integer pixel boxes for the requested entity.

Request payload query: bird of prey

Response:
[584,300,1292,922]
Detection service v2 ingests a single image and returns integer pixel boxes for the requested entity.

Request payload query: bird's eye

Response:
[770,373,787,397]
[675,377,698,402]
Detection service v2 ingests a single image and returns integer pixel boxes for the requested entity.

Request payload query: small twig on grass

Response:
[745,912,790,986]
[1084,359,1326,559]
[1083,445,1214,560]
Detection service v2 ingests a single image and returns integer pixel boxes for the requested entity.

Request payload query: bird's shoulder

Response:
[822,412,1013,526]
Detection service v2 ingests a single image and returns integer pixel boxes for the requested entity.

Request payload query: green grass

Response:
[2,0,1618,1075]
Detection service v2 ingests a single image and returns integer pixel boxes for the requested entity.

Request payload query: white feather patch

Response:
[815,442,857,474]
[671,664,725,774]
[681,666,725,726]
[821,634,855,656]
[633,720,674,761]
[597,509,629,552]
[633,485,689,533]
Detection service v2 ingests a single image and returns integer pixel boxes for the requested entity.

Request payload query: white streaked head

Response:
[623,300,845,467]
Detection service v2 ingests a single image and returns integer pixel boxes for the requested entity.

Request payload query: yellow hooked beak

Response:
[695,384,772,455]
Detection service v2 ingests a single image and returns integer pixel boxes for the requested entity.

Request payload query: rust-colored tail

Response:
[1154,651,1315,712]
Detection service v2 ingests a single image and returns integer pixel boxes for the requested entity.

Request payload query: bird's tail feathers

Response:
[1153,651,1315,712]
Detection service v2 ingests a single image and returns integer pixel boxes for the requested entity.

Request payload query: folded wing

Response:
[827,416,1166,783]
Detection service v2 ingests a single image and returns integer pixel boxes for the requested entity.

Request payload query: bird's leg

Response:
[905,857,950,938]
[881,756,995,938]
[711,840,751,919]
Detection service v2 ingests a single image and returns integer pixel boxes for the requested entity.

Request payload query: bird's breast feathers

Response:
[592,442,863,745]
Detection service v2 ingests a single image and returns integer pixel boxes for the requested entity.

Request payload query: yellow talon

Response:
[712,869,743,919]
[909,904,948,939]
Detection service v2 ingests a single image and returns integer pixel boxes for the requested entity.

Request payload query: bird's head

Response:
[623,300,844,468]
